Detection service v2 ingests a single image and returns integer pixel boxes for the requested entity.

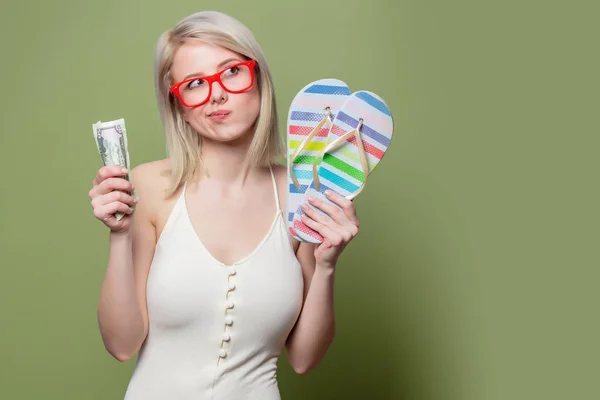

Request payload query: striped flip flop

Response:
[292,90,394,244]
[286,79,351,240]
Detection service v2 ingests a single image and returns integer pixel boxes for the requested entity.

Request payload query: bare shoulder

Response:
[130,159,173,198]
[271,163,304,254]
[131,159,170,189]
[130,159,175,224]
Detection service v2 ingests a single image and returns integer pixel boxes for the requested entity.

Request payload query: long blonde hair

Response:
[154,11,284,197]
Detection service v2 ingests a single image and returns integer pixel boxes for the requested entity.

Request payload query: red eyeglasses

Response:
[169,60,257,108]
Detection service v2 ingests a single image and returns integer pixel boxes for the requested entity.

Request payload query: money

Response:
[92,118,135,221]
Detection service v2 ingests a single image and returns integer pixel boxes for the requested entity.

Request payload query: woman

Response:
[89,10,359,400]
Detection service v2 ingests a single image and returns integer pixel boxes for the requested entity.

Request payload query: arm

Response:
[284,242,336,374]
[95,165,157,362]
[285,191,360,374]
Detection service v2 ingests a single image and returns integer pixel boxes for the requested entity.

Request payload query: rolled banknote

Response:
[92,118,135,221]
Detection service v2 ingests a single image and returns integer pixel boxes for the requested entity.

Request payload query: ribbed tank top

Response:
[124,166,304,400]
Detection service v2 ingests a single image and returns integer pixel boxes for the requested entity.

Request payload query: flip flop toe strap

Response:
[312,118,369,200]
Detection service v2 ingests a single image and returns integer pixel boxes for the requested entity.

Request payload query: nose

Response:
[209,79,228,104]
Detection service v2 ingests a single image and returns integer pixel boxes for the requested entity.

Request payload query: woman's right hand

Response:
[89,165,137,233]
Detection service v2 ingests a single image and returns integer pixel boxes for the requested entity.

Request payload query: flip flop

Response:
[286,78,351,240]
[292,90,394,244]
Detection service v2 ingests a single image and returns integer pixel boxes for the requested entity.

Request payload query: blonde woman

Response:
[88,10,360,400]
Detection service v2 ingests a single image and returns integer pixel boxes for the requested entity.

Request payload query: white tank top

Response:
[124,166,304,400]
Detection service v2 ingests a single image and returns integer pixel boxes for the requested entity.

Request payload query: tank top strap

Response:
[177,181,187,203]
[181,181,187,196]
[176,181,189,210]
[268,165,281,213]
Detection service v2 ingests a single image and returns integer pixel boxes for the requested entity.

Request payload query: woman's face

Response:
[170,41,260,143]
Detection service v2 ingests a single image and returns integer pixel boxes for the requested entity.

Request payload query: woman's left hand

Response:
[300,190,360,269]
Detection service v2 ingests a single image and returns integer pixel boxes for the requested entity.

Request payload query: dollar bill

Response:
[92,118,136,221]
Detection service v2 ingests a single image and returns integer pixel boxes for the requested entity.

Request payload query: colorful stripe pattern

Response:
[286,79,351,239]
[292,90,394,243]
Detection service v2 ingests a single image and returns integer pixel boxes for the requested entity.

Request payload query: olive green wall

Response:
[0,0,597,399]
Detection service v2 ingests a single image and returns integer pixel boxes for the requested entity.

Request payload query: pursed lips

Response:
[207,110,231,117]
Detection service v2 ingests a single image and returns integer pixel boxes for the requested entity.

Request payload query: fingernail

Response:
[324,190,332,196]
[302,204,308,210]
[122,168,128,174]
[308,196,315,202]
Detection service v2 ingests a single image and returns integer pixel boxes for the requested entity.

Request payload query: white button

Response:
[223,333,231,342]
[225,316,233,326]
[228,282,236,291]
[219,349,227,358]
[226,300,235,309]
[228,267,237,276]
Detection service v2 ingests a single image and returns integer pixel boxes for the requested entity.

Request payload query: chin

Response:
[207,124,254,143]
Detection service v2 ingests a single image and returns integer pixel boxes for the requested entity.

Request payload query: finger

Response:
[301,202,355,240]
[93,201,133,222]
[304,207,358,244]
[110,218,131,232]
[301,203,331,226]
[90,177,134,198]
[303,198,359,242]
[307,195,348,226]
[324,190,360,226]
[91,190,137,209]
[300,214,343,246]
[94,166,129,186]
[104,214,131,232]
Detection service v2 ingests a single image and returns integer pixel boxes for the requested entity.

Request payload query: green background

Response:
[0,0,597,399]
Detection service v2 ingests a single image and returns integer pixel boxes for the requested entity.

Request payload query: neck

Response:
[196,134,263,185]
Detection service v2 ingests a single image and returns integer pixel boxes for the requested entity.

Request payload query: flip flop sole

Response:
[292,90,394,244]
[286,79,351,240]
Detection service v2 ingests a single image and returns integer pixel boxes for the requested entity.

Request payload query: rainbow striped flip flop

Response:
[292,90,394,244]
[286,79,351,240]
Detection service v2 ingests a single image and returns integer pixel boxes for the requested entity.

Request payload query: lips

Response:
[208,110,231,117]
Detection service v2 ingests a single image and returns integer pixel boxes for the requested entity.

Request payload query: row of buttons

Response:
[219,266,237,360]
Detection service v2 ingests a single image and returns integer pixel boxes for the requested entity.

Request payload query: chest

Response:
[146,229,304,339]
[185,187,278,266]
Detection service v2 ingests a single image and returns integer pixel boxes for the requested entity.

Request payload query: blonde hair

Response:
[154,11,284,197]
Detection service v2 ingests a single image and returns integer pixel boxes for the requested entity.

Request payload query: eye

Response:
[185,78,205,90]
[222,66,239,76]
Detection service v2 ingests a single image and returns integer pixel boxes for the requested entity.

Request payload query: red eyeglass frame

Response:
[169,59,257,108]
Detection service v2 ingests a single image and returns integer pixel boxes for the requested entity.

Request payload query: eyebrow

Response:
[182,58,244,80]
